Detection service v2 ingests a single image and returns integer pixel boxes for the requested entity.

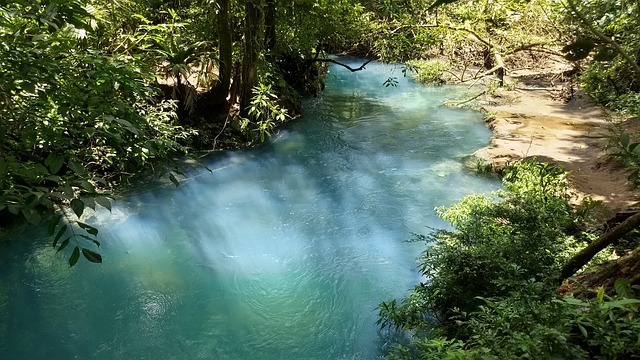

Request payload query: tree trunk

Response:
[211,0,233,109]
[264,0,276,51]
[240,0,264,118]
[559,211,640,282]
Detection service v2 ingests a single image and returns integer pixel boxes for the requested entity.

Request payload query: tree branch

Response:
[559,210,640,283]
[309,58,373,72]
[565,0,640,76]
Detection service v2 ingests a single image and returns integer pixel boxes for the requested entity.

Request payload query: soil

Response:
[470,65,640,217]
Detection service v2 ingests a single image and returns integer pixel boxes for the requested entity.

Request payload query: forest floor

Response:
[470,63,639,217]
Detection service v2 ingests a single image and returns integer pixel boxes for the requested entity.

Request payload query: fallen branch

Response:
[559,210,640,283]
[446,91,487,107]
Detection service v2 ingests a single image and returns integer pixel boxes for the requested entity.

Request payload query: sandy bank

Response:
[471,70,638,214]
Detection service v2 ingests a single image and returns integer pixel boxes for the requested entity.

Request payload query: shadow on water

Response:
[0,58,501,360]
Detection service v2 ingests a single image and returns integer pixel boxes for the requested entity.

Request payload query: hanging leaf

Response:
[82,248,102,263]
[57,237,70,253]
[70,198,85,218]
[81,196,96,211]
[95,196,112,211]
[562,40,596,61]
[47,215,62,236]
[169,173,180,187]
[53,224,68,247]
[76,221,98,236]
[79,235,100,247]
[69,246,80,267]
[22,208,42,225]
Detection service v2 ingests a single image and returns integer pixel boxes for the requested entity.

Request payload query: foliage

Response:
[386,281,640,359]
[0,0,196,265]
[608,129,640,186]
[378,160,639,359]
[387,161,578,320]
[563,0,640,117]
[239,83,290,143]
[406,60,452,85]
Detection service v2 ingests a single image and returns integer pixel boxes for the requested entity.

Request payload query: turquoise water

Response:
[0,59,500,359]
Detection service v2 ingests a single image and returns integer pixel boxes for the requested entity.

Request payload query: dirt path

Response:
[471,70,639,215]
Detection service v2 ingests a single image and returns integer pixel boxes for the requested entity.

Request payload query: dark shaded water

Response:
[0,59,500,359]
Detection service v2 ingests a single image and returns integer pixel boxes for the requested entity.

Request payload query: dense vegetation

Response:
[2,0,640,357]
[378,161,640,359]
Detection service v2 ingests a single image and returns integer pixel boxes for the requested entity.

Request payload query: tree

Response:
[240,0,264,117]
[210,0,233,109]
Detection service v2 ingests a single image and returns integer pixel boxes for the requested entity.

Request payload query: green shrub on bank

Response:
[378,160,640,359]
[406,60,452,85]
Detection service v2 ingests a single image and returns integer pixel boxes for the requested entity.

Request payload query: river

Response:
[0,59,500,359]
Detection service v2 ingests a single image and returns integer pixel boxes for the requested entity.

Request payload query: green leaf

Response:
[562,40,596,61]
[95,196,112,211]
[620,133,630,148]
[70,198,85,218]
[67,160,86,175]
[79,235,100,247]
[169,173,179,187]
[605,298,640,308]
[22,208,42,225]
[47,215,62,236]
[76,221,98,236]
[69,246,80,267]
[45,153,65,174]
[577,324,588,338]
[82,248,102,263]
[81,196,96,211]
[53,224,68,247]
[57,237,70,253]
[597,287,605,304]
[614,278,635,299]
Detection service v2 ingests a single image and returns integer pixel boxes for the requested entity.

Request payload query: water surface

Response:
[0,59,500,359]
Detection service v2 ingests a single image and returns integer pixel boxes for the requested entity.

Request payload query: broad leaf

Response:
[47,215,62,236]
[57,237,70,253]
[22,208,42,226]
[76,221,98,236]
[45,153,64,174]
[95,196,112,211]
[620,133,630,148]
[53,224,68,247]
[82,248,102,263]
[69,246,80,267]
[71,198,85,218]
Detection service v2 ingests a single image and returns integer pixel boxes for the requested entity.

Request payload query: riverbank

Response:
[470,67,639,215]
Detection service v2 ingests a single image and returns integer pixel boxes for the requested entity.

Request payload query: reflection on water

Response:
[0,59,500,359]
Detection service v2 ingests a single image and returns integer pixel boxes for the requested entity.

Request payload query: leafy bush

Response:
[0,0,196,264]
[379,161,579,327]
[406,60,453,85]
[379,160,640,359]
